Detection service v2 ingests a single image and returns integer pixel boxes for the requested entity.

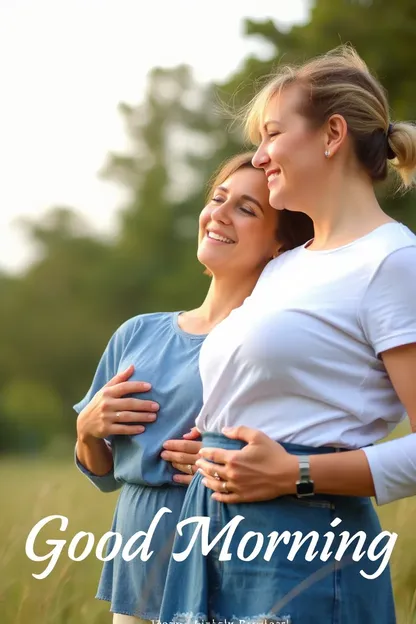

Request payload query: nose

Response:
[252,143,270,169]
[211,200,232,224]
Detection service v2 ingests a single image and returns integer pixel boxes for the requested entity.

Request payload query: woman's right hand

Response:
[161,428,202,485]
[76,364,159,441]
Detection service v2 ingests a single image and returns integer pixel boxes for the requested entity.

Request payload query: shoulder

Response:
[369,236,416,286]
[366,222,416,259]
[112,312,175,347]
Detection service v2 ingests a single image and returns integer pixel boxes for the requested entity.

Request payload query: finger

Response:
[172,462,196,475]
[172,474,192,485]
[110,425,146,435]
[182,427,200,440]
[162,439,201,453]
[109,381,153,398]
[201,476,234,494]
[211,492,240,504]
[198,447,231,464]
[104,365,136,387]
[222,425,263,444]
[114,398,159,412]
[112,411,157,424]
[195,458,226,479]
[161,450,198,464]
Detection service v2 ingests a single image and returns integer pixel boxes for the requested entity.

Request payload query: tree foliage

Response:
[2,0,416,453]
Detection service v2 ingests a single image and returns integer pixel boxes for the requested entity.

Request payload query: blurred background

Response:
[0,1,415,622]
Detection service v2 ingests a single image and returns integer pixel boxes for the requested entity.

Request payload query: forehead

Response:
[220,166,266,192]
[220,167,272,212]
[262,84,304,127]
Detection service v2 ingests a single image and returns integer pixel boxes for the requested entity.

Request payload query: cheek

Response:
[198,208,210,237]
[243,228,276,259]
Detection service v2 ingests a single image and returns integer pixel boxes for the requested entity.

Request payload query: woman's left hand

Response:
[196,426,298,503]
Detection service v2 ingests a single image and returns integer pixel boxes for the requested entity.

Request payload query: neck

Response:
[301,169,394,250]
[179,269,263,334]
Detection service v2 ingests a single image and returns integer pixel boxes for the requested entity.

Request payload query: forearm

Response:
[76,436,113,476]
[283,434,416,504]
[280,449,374,497]
[310,449,375,497]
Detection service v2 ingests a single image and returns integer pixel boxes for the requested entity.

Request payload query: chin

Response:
[269,195,286,211]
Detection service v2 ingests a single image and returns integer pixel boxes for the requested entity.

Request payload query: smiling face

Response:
[197,166,279,278]
[252,85,327,213]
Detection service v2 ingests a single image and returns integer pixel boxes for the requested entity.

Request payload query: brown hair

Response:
[244,45,416,189]
[205,151,314,254]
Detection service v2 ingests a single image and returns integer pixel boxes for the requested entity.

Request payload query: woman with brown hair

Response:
[74,152,313,623]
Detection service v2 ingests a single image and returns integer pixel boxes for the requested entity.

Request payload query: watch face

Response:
[296,480,314,497]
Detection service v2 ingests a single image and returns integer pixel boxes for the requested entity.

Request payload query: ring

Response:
[222,481,229,493]
[187,464,193,475]
[213,471,221,480]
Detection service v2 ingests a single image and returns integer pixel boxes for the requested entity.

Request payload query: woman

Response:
[73,152,313,624]
[159,46,416,624]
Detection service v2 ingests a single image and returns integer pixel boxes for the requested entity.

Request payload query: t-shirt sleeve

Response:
[359,246,416,356]
[363,432,416,505]
[73,317,137,415]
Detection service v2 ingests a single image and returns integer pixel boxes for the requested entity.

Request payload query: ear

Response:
[324,114,348,157]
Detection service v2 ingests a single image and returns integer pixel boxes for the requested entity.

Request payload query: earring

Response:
[324,150,330,158]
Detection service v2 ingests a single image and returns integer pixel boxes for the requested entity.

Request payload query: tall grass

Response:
[1,424,415,623]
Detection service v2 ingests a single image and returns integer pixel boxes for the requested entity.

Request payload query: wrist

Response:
[279,453,299,496]
[77,429,99,445]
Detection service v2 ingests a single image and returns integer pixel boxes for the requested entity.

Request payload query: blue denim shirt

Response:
[73,312,207,618]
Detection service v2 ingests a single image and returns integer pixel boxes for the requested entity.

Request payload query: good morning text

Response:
[25,506,397,580]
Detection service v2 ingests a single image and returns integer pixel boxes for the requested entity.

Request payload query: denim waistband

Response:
[201,432,349,455]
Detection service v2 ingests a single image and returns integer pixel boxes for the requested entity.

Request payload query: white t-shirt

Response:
[196,222,416,449]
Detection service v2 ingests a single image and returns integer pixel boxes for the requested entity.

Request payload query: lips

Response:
[206,230,235,244]
[266,168,281,181]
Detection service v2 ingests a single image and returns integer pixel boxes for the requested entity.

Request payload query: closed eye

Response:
[240,207,256,216]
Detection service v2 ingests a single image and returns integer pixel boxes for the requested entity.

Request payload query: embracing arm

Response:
[198,343,416,504]
[307,344,416,503]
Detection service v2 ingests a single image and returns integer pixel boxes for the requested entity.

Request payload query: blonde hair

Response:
[243,45,416,189]
[202,152,314,276]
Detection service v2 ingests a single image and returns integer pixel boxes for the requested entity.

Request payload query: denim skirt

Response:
[97,482,187,619]
[159,433,396,624]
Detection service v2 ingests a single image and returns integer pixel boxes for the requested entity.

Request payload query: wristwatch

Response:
[296,455,315,498]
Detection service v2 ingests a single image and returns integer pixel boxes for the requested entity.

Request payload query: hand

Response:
[161,427,201,485]
[195,426,298,503]
[76,365,159,441]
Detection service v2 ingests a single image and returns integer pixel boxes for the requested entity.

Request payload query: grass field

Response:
[1,427,415,624]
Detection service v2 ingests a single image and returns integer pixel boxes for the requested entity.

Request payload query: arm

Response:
[74,439,119,493]
[195,427,377,503]
[286,338,416,501]
[195,422,408,504]
[76,437,113,477]
[307,343,416,503]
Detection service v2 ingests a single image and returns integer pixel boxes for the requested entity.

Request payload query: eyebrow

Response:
[216,186,264,212]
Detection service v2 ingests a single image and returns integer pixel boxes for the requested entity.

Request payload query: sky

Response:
[0,0,309,273]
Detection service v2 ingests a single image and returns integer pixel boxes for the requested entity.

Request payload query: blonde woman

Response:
[160,47,416,624]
